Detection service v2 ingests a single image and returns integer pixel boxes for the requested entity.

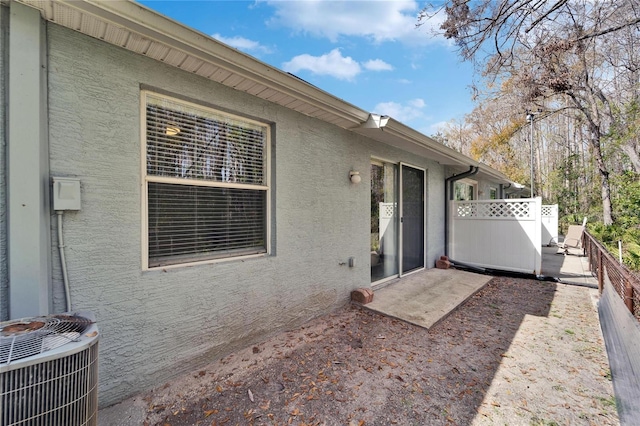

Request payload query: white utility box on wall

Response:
[52,177,81,210]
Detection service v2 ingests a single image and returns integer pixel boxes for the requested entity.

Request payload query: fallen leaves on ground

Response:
[141,277,617,426]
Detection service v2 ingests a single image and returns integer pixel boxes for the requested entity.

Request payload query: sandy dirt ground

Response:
[132,277,617,426]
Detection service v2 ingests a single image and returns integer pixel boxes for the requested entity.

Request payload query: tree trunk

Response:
[589,128,614,225]
[621,143,640,173]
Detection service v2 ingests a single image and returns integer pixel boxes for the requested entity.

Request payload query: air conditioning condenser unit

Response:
[0,312,99,426]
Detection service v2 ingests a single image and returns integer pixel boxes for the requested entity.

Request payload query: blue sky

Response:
[138,0,477,136]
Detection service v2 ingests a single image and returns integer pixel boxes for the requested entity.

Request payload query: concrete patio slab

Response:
[362,268,492,329]
[541,245,598,287]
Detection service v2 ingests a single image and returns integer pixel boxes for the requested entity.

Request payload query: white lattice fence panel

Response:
[380,203,396,219]
[541,204,559,245]
[455,200,534,219]
[378,203,396,255]
[455,203,476,217]
[449,198,542,274]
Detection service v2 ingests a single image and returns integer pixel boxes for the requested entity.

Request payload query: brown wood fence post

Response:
[624,279,634,314]
[598,250,604,294]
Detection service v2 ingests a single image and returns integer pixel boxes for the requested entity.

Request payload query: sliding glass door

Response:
[371,161,399,283]
[400,164,425,275]
[371,161,426,283]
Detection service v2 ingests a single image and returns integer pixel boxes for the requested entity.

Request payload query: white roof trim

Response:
[15,0,516,185]
[19,0,367,128]
[354,116,479,167]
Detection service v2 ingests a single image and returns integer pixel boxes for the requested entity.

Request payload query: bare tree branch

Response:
[525,0,569,33]
[575,16,640,42]
[420,0,640,225]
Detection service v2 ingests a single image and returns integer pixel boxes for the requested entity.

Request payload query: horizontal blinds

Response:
[146,93,266,186]
[148,182,266,267]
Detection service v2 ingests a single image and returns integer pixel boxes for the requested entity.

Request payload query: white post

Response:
[619,240,623,264]
[8,2,52,318]
[534,197,542,275]
[526,112,536,197]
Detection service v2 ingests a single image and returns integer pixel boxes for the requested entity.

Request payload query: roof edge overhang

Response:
[353,116,516,185]
[475,164,515,186]
[353,115,478,166]
[15,0,369,128]
[12,0,519,187]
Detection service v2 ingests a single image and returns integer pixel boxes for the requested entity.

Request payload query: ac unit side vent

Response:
[0,312,99,426]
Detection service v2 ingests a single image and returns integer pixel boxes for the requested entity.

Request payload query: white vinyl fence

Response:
[449,198,542,275]
[378,202,397,273]
[541,204,559,246]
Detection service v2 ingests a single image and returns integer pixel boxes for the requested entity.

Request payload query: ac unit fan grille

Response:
[1,315,94,365]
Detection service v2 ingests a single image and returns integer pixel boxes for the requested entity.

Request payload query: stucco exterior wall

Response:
[445,167,504,201]
[477,179,498,200]
[44,24,451,406]
[0,5,8,322]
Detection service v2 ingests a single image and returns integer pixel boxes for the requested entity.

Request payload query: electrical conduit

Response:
[56,211,72,311]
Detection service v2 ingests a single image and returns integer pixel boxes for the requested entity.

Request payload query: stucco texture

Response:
[46,24,367,406]
[45,24,454,407]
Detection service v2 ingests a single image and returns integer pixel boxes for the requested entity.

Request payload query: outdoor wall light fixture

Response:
[349,171,361,184]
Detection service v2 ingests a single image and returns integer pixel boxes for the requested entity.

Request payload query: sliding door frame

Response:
[399,162,427,277]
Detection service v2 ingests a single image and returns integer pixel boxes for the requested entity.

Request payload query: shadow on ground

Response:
[121,276,614,425]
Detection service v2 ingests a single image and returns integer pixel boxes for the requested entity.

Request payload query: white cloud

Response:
[282,49,394,80]
[265,0,445,46]
[429,121,449,134]
[372,98,427,124]
[282,49,361,80]
[212,33,272,54]
[398,78,412,84]
[408,98,425,108]
[363,59,394,71]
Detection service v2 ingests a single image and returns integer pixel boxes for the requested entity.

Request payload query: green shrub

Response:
[588,222,640,271]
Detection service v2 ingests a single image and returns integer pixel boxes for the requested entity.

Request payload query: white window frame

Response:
[140,91,271,270]
[454,178,477,201]
[489,187,498,199]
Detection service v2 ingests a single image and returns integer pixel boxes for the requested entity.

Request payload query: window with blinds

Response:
[143,92,269,268]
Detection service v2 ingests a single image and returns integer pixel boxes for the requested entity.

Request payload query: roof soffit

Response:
[14,0,515,182]
[18,0,368,128]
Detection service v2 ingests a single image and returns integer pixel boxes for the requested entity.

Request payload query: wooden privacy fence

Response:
[583,230,640,321]
[585,231,640,424]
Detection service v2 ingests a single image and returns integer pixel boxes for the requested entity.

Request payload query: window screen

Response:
[143,92,269,267]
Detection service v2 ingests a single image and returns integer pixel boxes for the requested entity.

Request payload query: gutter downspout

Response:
[499,183,511,199]
[444,166,479,257]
